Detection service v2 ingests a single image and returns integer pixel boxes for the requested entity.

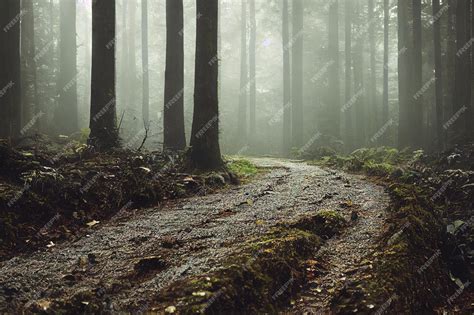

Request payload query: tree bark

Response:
[453,0,470,141]
[163,0,186,150]
[433,0,445,150]
[89,0,118,150]
[292,0,304,147]
[249,0,257,136]
[398,0,413,149]
[382,0,389,144]
[344,0,353,150]
[411,0,423,148]
[142,0,149,126]
[282,0,291,156]
[21,0,38,132]
[238,0,248,146]
[368,0,377,140]
[190,0,223,170]
[57,0,78,135]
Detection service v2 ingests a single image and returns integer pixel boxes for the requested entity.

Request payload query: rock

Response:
[134,256,167,276]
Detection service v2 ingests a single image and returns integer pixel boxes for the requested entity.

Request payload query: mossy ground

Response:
[225,157,260,180]
[150,211,346,314]
[313,147,457,313]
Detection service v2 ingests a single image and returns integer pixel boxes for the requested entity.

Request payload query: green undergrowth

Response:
[225,157,260,180]
[311,147,455,313]
[150,211,346,314]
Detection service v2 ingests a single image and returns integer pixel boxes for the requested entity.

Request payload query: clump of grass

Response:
[226,158,259,179]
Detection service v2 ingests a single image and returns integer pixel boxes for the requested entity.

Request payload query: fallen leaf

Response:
[46,241,55,248]
[37,300,51,311]
[165,306,176,313]
[192,291,207,297]
[86,220,100,227]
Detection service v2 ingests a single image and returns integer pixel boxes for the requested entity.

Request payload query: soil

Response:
[0,158,389,313]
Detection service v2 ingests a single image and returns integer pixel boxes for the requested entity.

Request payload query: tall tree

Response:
[411,0,423,148]
[249,0,257,136]
[327,0,340,139]
[368,0,377,139]
[433,0,444,150]
[142,0,149,125]
[282,0,291,155]
[453,0,471,141]
[163,0,186,150]
[344,0,353,150]
[382,0,389,143]
[89,0,118,149]
[0,0,22,140]
[238,0,248,147]
[127,0,138,127]
[20,0,39,130]
[292,0,304,147]
[398,0,413,149]
[190,0,223,169]
[56,0,78,135]
[353,0,366,147]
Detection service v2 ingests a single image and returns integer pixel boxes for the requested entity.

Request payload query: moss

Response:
[150,212,348,314]
[225,157,259,179]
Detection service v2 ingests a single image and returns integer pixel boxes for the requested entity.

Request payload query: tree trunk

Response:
[163,0,186,151]
[344,0,353,150]
[142,0,149,126]
[119,0,128,115]
[382,0,389,144]
[190,0,223,170]
[433,0,445,150]
[238,0,248,147]
[398,0,412,149]
[368,0,377,140]
[282,0,291,156]
[291,0,304,147]
[453,0,470,141]
[89,0,118,150]
[21,0,38,133]
[57,0,78,135]
[7,0,22,140]
[411,0,423,148]
[127,0,138,129]
[249,0,257,136]
[353,1,366,148]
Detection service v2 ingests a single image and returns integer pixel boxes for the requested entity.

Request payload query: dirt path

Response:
[0,158,389,313]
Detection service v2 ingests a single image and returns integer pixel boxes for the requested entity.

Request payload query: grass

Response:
[226,157,259,179]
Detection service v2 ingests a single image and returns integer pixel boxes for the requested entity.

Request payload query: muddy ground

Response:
[0,158,389,313]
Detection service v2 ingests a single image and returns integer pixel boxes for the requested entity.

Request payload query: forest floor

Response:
[0,158,390,313]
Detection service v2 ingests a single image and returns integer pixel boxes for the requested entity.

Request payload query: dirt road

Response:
[0,158,388,313]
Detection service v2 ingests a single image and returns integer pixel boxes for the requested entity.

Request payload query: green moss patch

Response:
[150,211,347,314]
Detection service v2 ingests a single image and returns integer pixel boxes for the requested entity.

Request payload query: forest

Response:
[0,0,473,314]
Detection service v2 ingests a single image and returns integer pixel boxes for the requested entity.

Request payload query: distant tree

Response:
[382,0,389,144]
[397,0,413,149]
[56,0,78,135]
[21,0,39,130]
[368,0,377,139]
[453,0,471,141]
[282,0,291,156]
[411,0,423,148]
[353,0,366,147]
[291,0,304,147]
[190,0,223,169]
[163,0,186,151]
[344,0,354,150]
[238,0,248,147]
[142,0,149,125]
[327,0,340,139]
[89,0,118,149]
[0,0,22,140]
[433,0,445,150]
[127,0,138,128]
[249,0,257,137]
